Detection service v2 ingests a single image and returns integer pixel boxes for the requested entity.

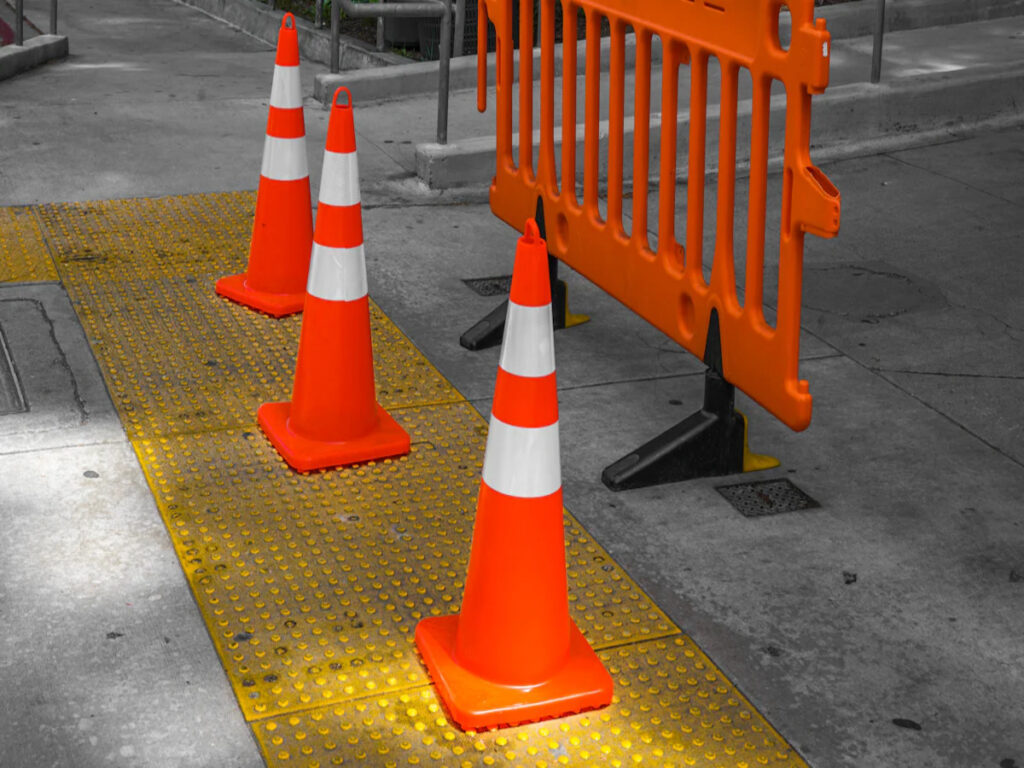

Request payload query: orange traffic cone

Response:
[216,12,314,317]
[257,87,410,472]
[415,220,613,730]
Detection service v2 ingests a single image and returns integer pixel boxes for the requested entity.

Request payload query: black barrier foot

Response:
[458,277,586,350]
[459,299,509,350]
[601,308,777,491]
[601,367,746,491]
[459,197,587,351]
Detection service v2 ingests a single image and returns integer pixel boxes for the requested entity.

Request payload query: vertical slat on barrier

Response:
[658,41,679,261]
[631,29,652,247]
[14,0,23,45]
[477,0,487,112]
[744,74,771,319]
[686,49,708,282]
[519,0,535,176]
[561,0,578,205]
[607,18,625,234]
[583,8,601,215]
[495,0,514,171]
[778,99,806,358]
[539,0,558,192]
[714,59,739,306]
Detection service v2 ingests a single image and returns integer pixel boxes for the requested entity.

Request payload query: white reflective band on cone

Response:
[481,415,561,498]
[499,302,555,378]
[261,136,309,181]
[318,150,360,208]
[269,65,303,109]
[307,242,368,301]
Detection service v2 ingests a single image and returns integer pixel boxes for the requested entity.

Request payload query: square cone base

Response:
[415,614,614,731]
[257,400,410,472]
[215,273,306,317]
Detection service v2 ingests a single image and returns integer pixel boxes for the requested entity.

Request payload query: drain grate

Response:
[463,274,512,296]
[0,324,27,416]
[716,478,819,517]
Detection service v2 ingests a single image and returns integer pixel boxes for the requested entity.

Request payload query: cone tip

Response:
[326,86,357,153]
[509,218,550,307]
[333,86,352,109]
[276,12,300,65]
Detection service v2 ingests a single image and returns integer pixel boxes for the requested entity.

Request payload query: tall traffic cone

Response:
[216,12,314,317]
[415,220,613,730]
[257,87,410,472]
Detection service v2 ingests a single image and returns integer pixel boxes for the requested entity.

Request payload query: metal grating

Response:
[716,478,820,518]
[462,274,512,296]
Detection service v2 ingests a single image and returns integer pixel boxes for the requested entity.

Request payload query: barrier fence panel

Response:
[472,0,841,488]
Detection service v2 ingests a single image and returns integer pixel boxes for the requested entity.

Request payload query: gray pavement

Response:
[2,0,1024,767]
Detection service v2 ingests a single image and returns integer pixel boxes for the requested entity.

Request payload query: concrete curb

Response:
[414,61,1024,190]
[314,0,1024,105]
[824,0,1024,38]
[174,0,407,68]
[0,34,69,81]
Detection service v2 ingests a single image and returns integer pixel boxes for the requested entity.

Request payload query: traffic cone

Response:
[415,220,613,730]
[216,12,314,317]
[257,86,410,472]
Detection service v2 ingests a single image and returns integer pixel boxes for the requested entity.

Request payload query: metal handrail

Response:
[6,0,58,44]
[331,0,453,144]
[871,0,886,83]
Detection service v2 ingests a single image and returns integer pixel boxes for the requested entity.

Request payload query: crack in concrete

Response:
[871,368,1024,381]
[945,294,1024,337]
[856,363,1024,471]
[883,150,1024,210]
[0,297,89,425]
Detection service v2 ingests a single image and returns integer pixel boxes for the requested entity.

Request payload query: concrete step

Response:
[313,0,1024,104]
[332,16,1024,191]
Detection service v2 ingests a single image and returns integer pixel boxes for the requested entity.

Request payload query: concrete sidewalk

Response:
[2,0,1024,766]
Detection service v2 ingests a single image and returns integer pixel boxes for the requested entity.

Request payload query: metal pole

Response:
[453,0,465,58]
[870,0,886,83]
[437,0,452,143]
[335,0,450,141]
[330,0,340,73]
[15,0,23,44]
[376,16,384,51]
[49,0,57,35]
[315,0,322,29]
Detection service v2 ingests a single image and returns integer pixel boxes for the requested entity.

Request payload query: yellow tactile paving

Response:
[252,636,807,768]
[135,408,676,720]
[34,194,459,438]
[28,193,805,768]
[0,206,58,282]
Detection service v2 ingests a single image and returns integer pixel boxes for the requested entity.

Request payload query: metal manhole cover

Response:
[463,275,512,296]
[716,478,819,517]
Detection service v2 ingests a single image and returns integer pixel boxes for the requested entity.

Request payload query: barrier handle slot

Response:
[794,164,841,239]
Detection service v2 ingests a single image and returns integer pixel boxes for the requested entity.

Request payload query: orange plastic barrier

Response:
[476,0,840,431]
